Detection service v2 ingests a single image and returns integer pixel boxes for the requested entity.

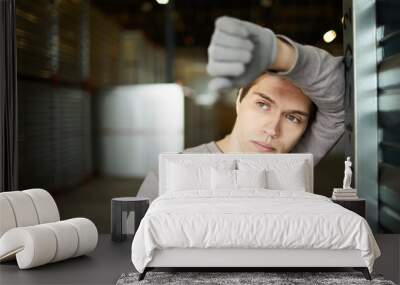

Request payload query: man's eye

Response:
[256,102,270,111]
[286,114,301,124]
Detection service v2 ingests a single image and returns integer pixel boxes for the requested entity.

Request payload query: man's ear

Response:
[236,88,243,115]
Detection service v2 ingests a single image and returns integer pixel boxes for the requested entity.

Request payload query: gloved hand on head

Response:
[206,16,346,165]
[207,16,278,91]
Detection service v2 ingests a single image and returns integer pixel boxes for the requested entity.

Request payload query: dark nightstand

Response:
[111,197,149,242]
[331,198,366,218]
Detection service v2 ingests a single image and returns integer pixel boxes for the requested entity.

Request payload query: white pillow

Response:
[166,160,236,192]
[167,163,210,191]
[236,169,267,189]
[267,162,307,191]
[211,168,268,190]
[211,168,236,190]
[238,159,308,191]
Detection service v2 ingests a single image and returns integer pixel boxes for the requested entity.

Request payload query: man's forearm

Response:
[269,38,296,72]
[278,36,345,164]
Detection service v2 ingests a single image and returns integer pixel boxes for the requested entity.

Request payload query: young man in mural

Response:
[137,16,345,202]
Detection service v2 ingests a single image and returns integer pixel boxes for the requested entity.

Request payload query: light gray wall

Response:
[93,84,185,178]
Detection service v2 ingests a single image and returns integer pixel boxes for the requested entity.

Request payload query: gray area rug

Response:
[116,271,396,285]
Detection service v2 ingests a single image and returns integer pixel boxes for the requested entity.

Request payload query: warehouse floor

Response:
[53,176,143,233]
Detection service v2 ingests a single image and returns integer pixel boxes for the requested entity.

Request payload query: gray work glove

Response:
[207,16,278,91]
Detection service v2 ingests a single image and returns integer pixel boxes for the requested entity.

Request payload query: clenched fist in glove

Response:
[207,16,280,91]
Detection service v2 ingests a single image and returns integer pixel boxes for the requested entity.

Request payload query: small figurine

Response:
[342,156,352,189]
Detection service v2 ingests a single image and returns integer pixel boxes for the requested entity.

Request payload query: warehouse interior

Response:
[16,0,345,233]
[13,0,399,238]
[0,0,400,284]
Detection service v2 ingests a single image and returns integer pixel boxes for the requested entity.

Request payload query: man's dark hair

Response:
[237,78,261,103]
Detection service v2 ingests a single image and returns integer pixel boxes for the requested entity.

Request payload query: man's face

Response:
[232,74,312,153]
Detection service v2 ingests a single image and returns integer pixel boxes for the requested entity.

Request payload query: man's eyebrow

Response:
[285,110,310,117]
[254,91,309,117]
[254,92,276,105]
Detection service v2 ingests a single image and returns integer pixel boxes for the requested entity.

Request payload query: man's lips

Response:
[250,140,276,152]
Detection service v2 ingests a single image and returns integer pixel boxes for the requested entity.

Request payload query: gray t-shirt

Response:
[136,142,222,202]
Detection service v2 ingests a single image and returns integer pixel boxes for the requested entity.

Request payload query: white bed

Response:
[131,153,380,280]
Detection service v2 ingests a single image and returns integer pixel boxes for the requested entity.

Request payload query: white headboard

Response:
[159,153,314,195]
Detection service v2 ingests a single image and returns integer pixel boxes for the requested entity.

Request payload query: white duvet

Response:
[131,190,380,273]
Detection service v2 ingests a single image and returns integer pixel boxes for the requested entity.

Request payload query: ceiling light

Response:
[141,2,153,12]
[260,0,273,8]
[156,0,169,4]
[323,30,336,43]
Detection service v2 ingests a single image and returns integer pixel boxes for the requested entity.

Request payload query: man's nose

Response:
[263,114,281,138]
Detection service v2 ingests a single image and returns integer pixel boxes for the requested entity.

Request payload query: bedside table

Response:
[111,197,149,242]
[331,198,366,218]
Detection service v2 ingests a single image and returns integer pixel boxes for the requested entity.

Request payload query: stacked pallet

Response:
[119,31,166,85]
[89,7,121,87]
[16,0,54,78]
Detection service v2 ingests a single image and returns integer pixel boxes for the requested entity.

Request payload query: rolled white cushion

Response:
[0,226,57,269]
[1,191,39,227]
[42,221,79,262]
[64,218,98,257]
[0,218,98,269]
[23,189,60,224]
[0,195,17,237]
